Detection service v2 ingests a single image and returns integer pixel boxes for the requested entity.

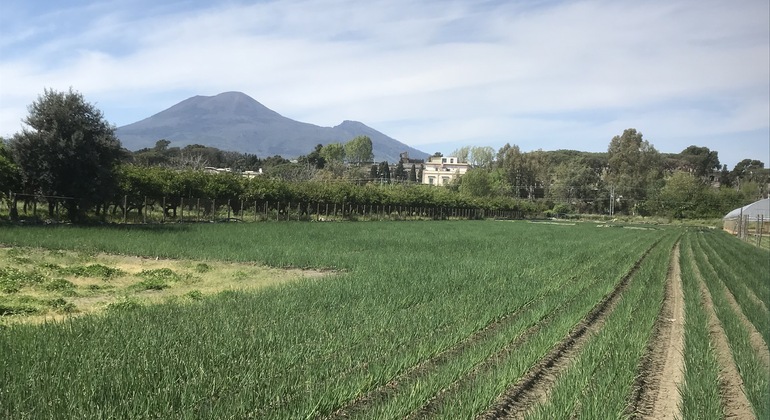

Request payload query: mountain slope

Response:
[116,92,428,162]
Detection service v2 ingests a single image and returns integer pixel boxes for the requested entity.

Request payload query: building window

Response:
[442,177,450,185]
[450,158,454,163]
[428,176,435,185]
[442,158,447,163]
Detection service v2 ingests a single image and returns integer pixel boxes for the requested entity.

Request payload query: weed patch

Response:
[106,297,142,312]
[45,278,77,296]
[62,264,124,279]
[0,267,46,293]
[137,268,180,283]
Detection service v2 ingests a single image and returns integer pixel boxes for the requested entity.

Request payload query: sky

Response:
[0,0,768,168]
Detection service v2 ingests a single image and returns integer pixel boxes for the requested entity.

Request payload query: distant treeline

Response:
[1,88,767,222]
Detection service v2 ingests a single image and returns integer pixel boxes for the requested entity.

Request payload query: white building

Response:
[421,156,470,186]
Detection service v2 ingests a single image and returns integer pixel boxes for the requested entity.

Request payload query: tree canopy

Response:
[345,136,373,165]
[9,88,123,221]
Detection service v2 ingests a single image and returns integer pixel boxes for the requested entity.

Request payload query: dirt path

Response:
[692,251,756,420]
[476,242,659,420]
[628,242,685,419]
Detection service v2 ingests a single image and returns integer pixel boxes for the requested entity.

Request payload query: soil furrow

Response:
[691,248,756,420]
[477,241,660,420]
[627,241,684,419]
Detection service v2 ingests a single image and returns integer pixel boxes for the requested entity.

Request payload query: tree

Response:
[0,138,20,195]
[298,144,326,169]
[731,159,766,185]
[679,146,720,179]
[377,161,391,183]
[9,88,123,221]
[496,143,530,197]
[605,129,663,214]
[459,168,492,197]
[321,142,346,163]
[345,136,373,165]
[469,146,495,168]
[656,171,704,218]
[409,164,417,182]
[451,146,470,162]
[393,160,405,181]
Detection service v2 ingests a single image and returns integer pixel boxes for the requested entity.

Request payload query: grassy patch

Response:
[0,244,319,325]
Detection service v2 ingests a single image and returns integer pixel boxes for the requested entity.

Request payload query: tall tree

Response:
[496,143,530,197]
[451,146,470,162]
[605,129,663,214]
[9,88,123,221]
[321,142,346,163]
[469,146,495,168]
[345,136,373,165]
[393,160,405,181]
[377,161,391,183]
[409,164,417,182]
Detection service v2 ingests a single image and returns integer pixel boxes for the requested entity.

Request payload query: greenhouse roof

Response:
[724,198,770,219]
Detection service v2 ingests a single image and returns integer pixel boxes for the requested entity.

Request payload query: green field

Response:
[1,221,767,418]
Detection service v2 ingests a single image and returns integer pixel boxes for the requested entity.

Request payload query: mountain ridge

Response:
[116,92,428,162]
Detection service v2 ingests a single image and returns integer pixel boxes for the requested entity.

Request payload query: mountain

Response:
[115,92,428,162]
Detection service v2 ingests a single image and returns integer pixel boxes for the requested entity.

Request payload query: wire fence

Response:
[1,193,524,224]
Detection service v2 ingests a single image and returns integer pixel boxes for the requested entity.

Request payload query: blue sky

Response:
[1,0,768,167]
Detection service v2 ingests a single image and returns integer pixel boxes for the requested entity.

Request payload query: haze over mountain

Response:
[116,92,428,162]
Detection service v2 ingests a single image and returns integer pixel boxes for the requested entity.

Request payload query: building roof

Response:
[723,198,770,219]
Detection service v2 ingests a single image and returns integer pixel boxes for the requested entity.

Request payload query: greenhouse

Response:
[723,197,770,237]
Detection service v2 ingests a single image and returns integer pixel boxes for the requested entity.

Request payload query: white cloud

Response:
[0,0,767,167]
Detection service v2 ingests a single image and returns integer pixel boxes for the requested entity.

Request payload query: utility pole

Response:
[609,185,615,216]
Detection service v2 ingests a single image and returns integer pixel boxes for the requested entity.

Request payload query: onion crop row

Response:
[694,232,769,346]
[348,234,649,419]
[690,231,769,419]
[678,233,723,419]
[525,231,678,419]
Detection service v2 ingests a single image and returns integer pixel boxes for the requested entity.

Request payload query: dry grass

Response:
[0,246,331,325]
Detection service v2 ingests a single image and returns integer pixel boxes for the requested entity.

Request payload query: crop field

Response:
[0,220,767,419]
